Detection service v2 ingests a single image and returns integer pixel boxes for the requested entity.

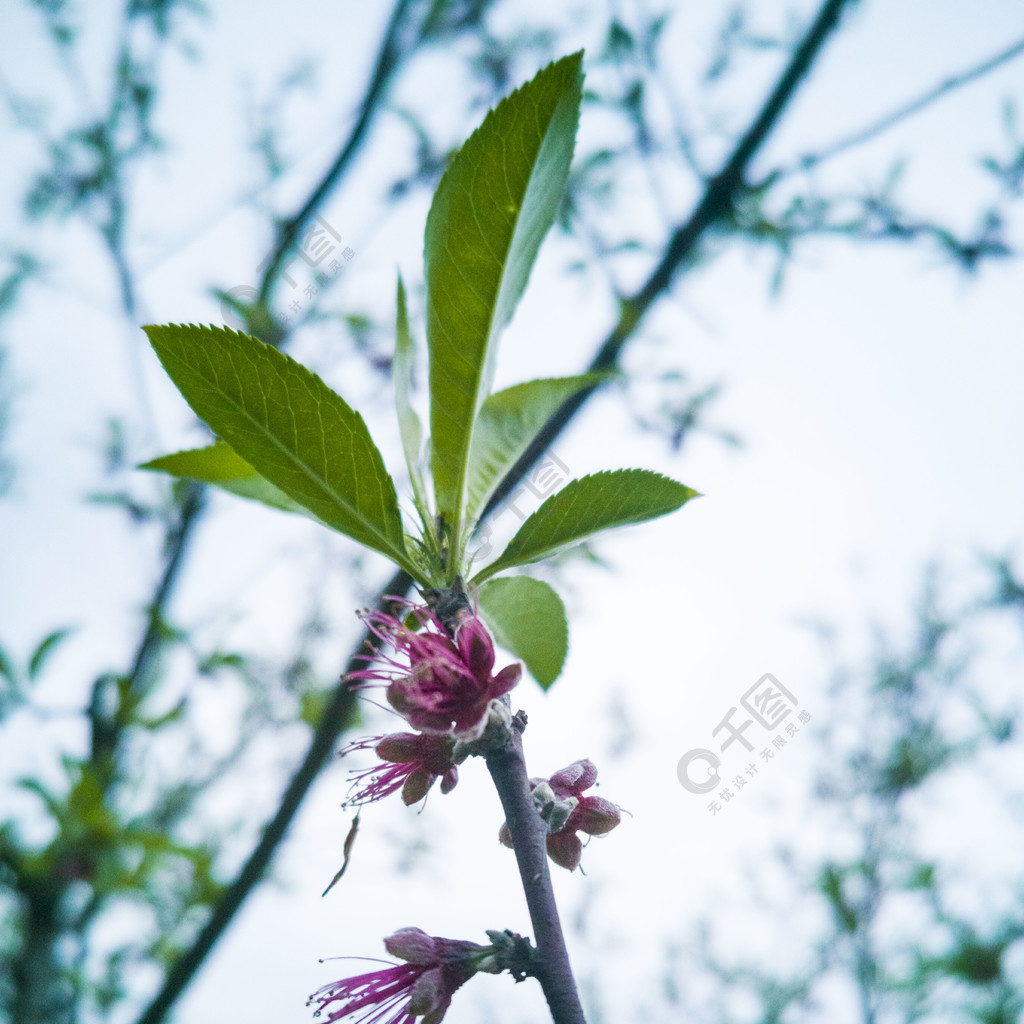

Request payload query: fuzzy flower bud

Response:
[498,758,622,871]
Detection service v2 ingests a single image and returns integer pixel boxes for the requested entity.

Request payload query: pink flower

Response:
[352,605,520,739]
[308,927,492,1024]
[499,759,621,871]
[341,733,462,807]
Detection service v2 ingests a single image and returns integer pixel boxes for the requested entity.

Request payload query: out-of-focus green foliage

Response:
[654,560,1024,1024]
[2,1,1023,1022]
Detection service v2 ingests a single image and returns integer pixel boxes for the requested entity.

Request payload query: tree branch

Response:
[89,481,205,782]
[255,0,417,306]
[790,34,1024,173]
[486,723,586,1024]
[481,0,852,520]
[127,482,205,692]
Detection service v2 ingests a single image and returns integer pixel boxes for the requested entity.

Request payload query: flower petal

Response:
[408,967,446,1014]
[546,830,583,871]
[549,758,598,797]
[402,767,436,806]
[490,662,522,698]
[456,616,495,679]
[568,795,621,835]
[385,927,438,965]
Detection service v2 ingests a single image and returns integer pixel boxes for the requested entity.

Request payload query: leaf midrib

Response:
[186,351,405,562]
[438,130,556,529]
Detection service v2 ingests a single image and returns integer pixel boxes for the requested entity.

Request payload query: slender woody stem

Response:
[255,0,416,307]
[486,720,587,1024]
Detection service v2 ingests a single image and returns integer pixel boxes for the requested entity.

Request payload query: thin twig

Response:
[481,0,853,521]
[88,481,205,777]
[127,482,205,692]
[255,0,417,307]
[486,725,586,1024]
[791,34,1024,173]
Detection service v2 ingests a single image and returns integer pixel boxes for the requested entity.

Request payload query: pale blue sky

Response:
[1,2,1023,1022]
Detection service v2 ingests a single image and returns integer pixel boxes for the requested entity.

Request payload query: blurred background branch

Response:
[1,1,1023,1023]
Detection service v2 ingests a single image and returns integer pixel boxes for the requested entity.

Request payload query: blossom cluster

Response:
[314,605,521,1022]
[499,758,621,871]
[318,604,621,1022]
[341,602,521,807]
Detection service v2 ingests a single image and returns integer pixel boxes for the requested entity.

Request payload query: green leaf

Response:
[28,628,74,681]
[393,275,429,516]
[465,374,607,523]
[135,698,187,731]
[425,52,584,555]
[0,644,16,687]
[473,469,699,583]
[477,576,568,690]
[141,442,311,516]
[144,324,418,578]
[0,642,20,717]
[196,651,247,675]
[299,688,332,728]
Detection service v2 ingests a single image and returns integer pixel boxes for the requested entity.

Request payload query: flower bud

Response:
[546,831,583,871]
[440,765,459,794]
[527,758,623,870]
[549,758,598,796]
[569,795,621,836]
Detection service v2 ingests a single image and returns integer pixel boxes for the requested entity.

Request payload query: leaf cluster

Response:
[143,53,697,688]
